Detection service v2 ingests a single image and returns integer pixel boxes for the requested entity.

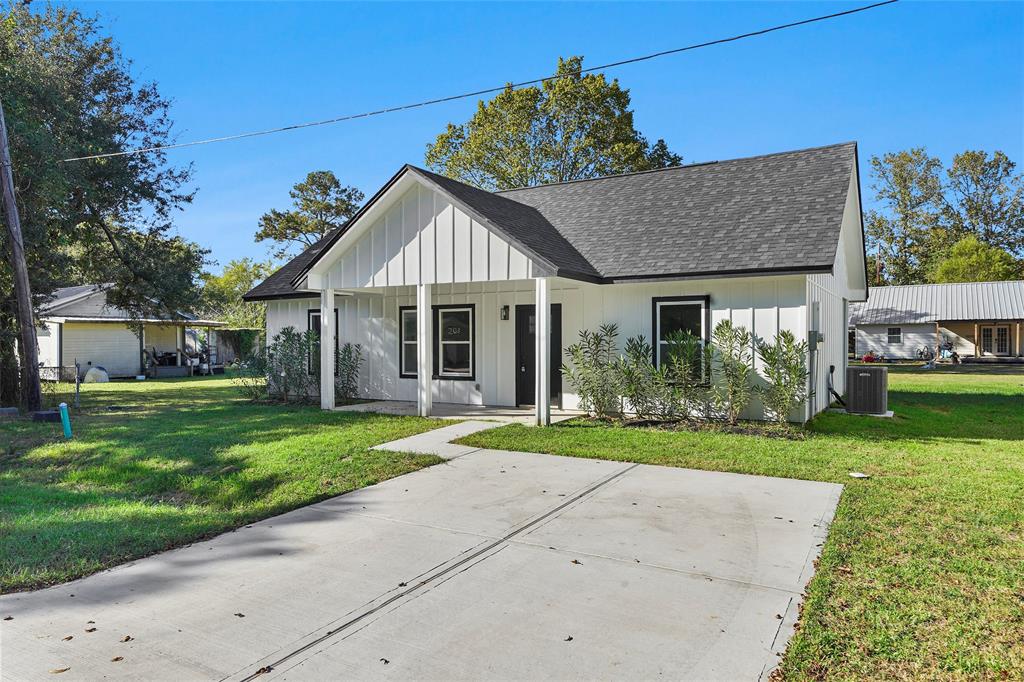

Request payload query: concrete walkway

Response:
[0,424,842,681]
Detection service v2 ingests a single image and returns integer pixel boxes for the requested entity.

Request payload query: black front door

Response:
[515,304,562,406]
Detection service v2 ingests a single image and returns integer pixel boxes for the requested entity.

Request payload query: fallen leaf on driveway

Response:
[61,635,73,641]
[570,559,582,565]
[234,613,245,618]
[49,668,70,674]
[85,628,97,633]
[2,616,12,621]
[564,635,573,642]
[120,635,133,643]
[380,658,390,665]
[255,666,273,675]
[111,657,123,662]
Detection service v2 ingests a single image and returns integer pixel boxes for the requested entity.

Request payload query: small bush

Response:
[335,343,363,403]
[232,349,269,401]
[266,326,320,403]
[618,336,680,420]
[710,320,753,425]
[663,329,708,420]
[562,323,622,419]
[755,330,809,423]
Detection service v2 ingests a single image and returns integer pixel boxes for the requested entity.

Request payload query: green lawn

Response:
[458,368,1024,680]
[0,376,442,593]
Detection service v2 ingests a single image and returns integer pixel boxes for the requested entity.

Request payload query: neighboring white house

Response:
[244,142,868,423]
[849,281,1024,360]
[37,284,225,378]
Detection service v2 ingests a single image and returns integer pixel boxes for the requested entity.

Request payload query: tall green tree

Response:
[1,2,206,406]
[199,258,275,329]
[866,148,1024,285]
[425,56,682,191]
[865,149,944,285]
[942,150,1024,256]
[256,171,363,259]
[930,236,1019,283]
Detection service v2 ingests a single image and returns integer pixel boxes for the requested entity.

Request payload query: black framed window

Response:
[398,304,476,381]
[652,296,708,367]
[887,327,901,344]
[438,307,473,377]
[308,309,339,376]
[399,307,417,379]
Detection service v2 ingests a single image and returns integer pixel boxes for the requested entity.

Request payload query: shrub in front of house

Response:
[709,320,753,425]
[335,342,363,403]
[562,323,623,419]
[617,335,680,421]
[563,322,809,428]
[755,330,810,424]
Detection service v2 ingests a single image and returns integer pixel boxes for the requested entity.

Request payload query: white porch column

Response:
[320,287,335,410]
[417,283,432,417]
[535,277,551,426]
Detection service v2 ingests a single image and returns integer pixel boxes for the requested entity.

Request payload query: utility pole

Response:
[0,97,42,411]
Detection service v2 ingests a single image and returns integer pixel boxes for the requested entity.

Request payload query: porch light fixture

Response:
[500,305,509,321]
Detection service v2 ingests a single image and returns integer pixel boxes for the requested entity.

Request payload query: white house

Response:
[849,281,1024,360]
[37,284,225,378]
[244,142,868,423]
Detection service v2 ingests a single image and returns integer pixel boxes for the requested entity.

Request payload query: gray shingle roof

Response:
[496,142,856,280]
[849,281,1024,325]
[242,230,340,301]
[245,142,858,299]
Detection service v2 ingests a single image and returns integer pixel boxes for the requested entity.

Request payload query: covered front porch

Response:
[315,277,563,425]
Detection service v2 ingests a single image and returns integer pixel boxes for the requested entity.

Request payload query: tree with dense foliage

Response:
[865,149,944,285]
[866,148,1023,285]
[255,171,363,259]
[425,56,682,191]
[199,258,274,329]
[930,235,1019,283]
[0,2,206,407]
[941,150,1024,255]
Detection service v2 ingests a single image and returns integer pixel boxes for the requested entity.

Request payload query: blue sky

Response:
[64,1,1023,273]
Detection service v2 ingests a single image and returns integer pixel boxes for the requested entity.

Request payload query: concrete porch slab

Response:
[334,400,581,425]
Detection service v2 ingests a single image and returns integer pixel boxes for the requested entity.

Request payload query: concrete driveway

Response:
[1,424,841,681]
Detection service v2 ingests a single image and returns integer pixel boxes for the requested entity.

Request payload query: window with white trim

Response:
[399,308,417,378]
[887,327,902,344]
[438,307,473,377]
[653,298,705,368]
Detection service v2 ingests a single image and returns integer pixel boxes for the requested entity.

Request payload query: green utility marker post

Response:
[59,402,72,439]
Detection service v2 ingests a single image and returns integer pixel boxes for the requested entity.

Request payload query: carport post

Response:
[535,277,551,426]
[320,288,335,410]
[417,283,432,417]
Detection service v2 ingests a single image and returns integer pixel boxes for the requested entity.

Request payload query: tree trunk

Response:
[0,97,41,411]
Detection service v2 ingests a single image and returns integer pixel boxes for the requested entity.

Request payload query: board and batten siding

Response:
[266,274,807,415]
[322,184,538,289]
[807,272,849,419]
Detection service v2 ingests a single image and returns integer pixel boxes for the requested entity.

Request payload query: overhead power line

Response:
[62,0,898,163]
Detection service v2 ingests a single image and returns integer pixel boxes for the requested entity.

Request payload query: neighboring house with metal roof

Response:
[37,284,225,378]
[848,281,1024,360]
[245,142,868,422]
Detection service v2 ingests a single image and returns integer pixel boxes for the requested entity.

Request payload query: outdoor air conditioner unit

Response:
[846,366,888,415]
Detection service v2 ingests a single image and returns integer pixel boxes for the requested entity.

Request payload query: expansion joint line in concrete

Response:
[230,462,640,681]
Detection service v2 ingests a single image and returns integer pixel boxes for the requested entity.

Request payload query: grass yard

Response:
[0,376,442,593]
[458,368,1024,680]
